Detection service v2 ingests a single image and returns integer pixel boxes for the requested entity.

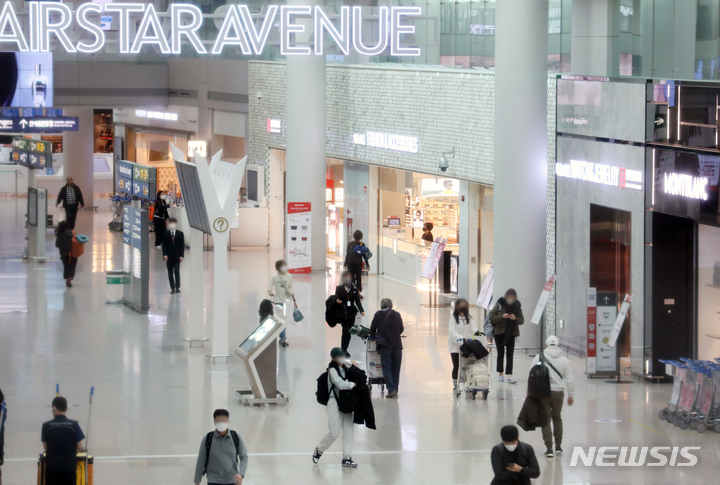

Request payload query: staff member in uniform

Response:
[41,397,85,485]
[56,177,84,230]
[162,218,185,294]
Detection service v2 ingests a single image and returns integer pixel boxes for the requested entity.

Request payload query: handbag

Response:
[293,307,304,322]
[70,231,85,258]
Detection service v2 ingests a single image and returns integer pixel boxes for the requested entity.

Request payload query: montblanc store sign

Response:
[663,172,709,200]
[0,3,421,56]
[556,159,642,190]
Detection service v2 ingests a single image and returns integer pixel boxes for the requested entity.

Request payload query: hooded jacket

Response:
[488,297,524,337]
[530,346,574,397]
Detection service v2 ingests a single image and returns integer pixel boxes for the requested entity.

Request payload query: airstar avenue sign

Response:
[0,3,421,56]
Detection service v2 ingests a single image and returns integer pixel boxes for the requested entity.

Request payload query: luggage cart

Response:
[455,337,490,400]
[673,363,700,429]
[708,366,720,433]
[366,337,386,393]
[348,325,386,392]
[658,360,686,423]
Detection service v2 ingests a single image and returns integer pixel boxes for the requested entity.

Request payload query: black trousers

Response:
[45,469,76,485]
[60,255,77,280]
[451,352,460,380]
[166,259,181,289]
[495,334,515,375]
[341,322,352,350]
[64,204,79,230]
[347,263,363,292]
[154,217,165,246]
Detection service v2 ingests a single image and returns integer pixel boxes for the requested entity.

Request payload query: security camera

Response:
[257,91,262,100]
[439,156,449,172]
[439,148,455,172]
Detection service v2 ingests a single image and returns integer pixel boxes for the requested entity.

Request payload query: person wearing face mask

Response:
[335,270,365,351]
[194,409,248,485]
[153,190,170,248]
[490,425,540,485]
[370,298,404,398]
[344,230,368,295]
[268,260,296,347]
[488,289,524,384]
[162,218,185,294]
[448,299,479,393]
[313,348,360,468]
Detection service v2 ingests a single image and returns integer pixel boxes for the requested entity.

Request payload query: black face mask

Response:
[458,307,468,315]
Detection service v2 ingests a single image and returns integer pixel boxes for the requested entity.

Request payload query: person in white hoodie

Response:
[530,336,574,458]
[448,299,478,392]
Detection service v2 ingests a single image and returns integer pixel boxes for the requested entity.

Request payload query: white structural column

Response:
[62,109,94,207]
[494,0,548,350]
[285,0,327,271]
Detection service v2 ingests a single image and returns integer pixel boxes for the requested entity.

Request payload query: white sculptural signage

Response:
[0,3,421,56]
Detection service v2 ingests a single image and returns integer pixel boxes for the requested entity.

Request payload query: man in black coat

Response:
[56,177,84,230]
[370,298,404,398]
[491,425,540,485]
[161,218,184,294]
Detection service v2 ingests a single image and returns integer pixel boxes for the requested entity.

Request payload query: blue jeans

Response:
[275,303,287,340]
[379,346,402,392]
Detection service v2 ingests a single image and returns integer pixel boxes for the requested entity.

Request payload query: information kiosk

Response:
[235,315,289,406]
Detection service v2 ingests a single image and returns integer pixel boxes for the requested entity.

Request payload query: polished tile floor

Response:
[0,199,716,485]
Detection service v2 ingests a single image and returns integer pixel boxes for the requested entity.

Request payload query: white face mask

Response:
[215,421,229,433]
[160,195,167,200]
[168,223,177,231]
[335,357,347,366]
[280,265,288,273]
[504,443,518,452]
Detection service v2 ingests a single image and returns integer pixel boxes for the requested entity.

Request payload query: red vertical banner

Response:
[587,287,597,375]
[286,202,311,274]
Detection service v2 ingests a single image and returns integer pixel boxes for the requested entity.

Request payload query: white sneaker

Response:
[507,377,517,384]
[498,375,504,382]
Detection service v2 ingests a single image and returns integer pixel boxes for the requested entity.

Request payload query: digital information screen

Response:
[0,52,53,108]
[239,317,278,354]
[28,187,38,227]
[176,160,212,234]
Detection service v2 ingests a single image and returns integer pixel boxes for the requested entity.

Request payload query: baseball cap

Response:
[546,336,559,347]
[330,347,350,359]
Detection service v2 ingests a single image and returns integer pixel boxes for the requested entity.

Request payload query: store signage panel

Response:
[595,291,618,373]
[117,176,132,194]
[118,161,134,179]
[556,159,642,190]
[286,202,311,274]
[267,119,282,134]
[353,131,418,154]
[653,148,720,221]
[135,110,178,121]
[0,3,422,57]
[556,79,646,143]
[0,116,78,133]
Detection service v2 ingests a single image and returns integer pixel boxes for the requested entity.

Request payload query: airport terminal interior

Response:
[1,1,720,485]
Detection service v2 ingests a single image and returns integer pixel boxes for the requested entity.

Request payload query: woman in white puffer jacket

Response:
[448,299,478,392]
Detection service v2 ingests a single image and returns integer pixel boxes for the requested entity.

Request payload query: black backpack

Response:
[316,371,332,405]
[527,355,551,400]
[203,430,240,475]
[325,296,343,328]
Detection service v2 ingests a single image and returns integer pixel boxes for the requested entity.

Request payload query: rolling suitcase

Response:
[37,452,93,485]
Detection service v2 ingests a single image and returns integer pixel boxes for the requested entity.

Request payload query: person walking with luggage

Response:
[488,289,524,384]
[153,190,170,249]
[55,177,84,230]
[448,299,478,393]
[55,221,77,288]
[344,230,368,295]
[41,397,85,485]
[313,348,360,468]
[530,336,574,458]
[335,270,364,351]
[370,298,404,398]
[193,409,248,485]
[490,425,540,485]
[162,218,184,294]
[268,260,296,347]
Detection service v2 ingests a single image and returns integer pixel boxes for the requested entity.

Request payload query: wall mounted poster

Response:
[287,202,311,274]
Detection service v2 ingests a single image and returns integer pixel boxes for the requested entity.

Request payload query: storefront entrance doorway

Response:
[590,204,632,375]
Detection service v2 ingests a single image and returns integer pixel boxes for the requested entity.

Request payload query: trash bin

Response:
[105,270,125,304]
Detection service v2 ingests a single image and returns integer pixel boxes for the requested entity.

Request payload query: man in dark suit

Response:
[56,177,84,229]
[162,218,185,294]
